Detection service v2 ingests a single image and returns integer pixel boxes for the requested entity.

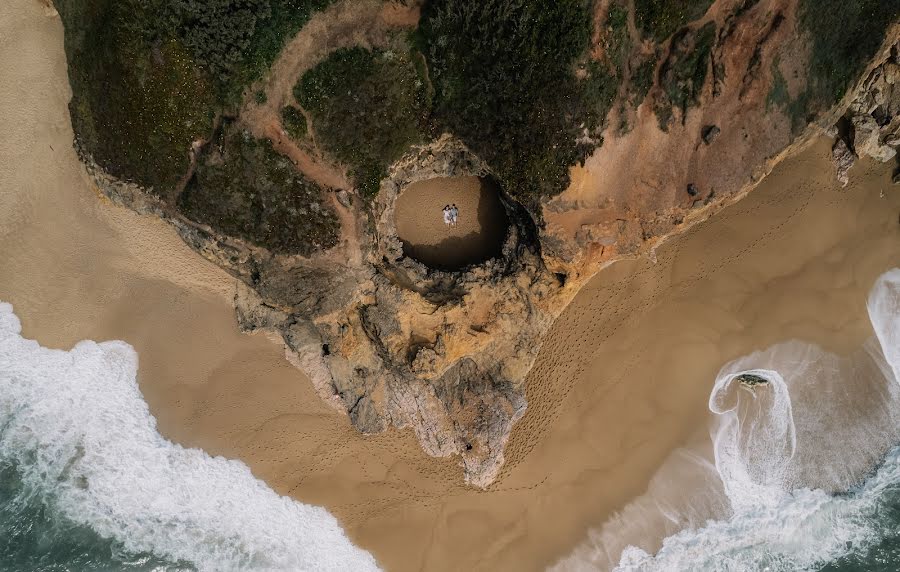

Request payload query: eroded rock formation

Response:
[831,48,900,178]
[74,0,900,487]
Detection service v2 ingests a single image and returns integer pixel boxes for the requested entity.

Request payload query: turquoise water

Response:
[0,462,187,571]
[4,453,900,571]
[0,302,378,572]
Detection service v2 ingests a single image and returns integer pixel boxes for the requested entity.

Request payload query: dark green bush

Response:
[634,0,714,41]
[295,47,427,196]
[606,3,632,75]
[655,22,715,130]
[178,126,340,255]
[582,62,620,131]
[420,0,598,203]
[56,0,216,194]
[799,0,900,110]
[171,0,333,102]
[54,0,333,195]
[281,106,308,141]
[629,57,656,106]
[168,0,272,84]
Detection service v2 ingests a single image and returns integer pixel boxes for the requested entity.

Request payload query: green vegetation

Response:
[606,4,631,75]
[629,57,657,107]
[798,0,900,111]
[281,106,308,141]
[765,0,898,137]
[767,57,790,110]
[420,0,599,203]
[172,0,332,102]
[655,22,715,130]
[53,0,331,196]
[767,60,813,135]
[178,125,339,255]
[295,47,427,196]
[55,0,216,193]
[634,0,714,41]
[581,62,620,132]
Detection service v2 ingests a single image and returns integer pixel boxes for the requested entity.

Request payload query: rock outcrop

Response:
[842,49,900,166]
[831,138,857,187]
[76,1,900,488]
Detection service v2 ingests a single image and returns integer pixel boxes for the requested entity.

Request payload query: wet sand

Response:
[3,1,900,571]
[394,176,509,269]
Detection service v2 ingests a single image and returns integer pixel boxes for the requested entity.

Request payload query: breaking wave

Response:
[0,302,380,571]
[555,269,900,571]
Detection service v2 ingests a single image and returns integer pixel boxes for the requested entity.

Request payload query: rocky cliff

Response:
[68,0,900,486]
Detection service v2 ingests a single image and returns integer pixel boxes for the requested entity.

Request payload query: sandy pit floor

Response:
[394,175,509,269]
[2,1,900,570]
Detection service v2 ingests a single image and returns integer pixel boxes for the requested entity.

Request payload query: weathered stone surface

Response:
[844,49,900,164]
[832,138,857,188]
[737,373,769,387]
[852,113,897,162]
[701,125,721,145]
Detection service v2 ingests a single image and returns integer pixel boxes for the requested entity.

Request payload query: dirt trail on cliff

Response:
[4,2,900,571]
[239,0,420,190]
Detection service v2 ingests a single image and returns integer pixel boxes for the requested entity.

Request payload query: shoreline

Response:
[2,1,900,570]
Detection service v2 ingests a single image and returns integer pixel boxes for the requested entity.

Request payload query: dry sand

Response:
[2,1,900,571]
[394,176,509,269]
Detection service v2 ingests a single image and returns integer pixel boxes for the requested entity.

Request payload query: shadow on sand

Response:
[401,180,509,271]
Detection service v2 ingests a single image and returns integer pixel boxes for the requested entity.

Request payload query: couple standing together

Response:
[443,204,459,227]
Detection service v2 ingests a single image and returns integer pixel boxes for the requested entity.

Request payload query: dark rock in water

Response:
[687,183,699,197]
[736,373,769,387]
[701,125,720,145]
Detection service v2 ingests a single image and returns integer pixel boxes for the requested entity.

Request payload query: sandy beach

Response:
[2,1,900,570]
[394,175,509,269]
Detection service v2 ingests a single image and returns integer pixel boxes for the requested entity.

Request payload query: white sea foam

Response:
[0,302,380,572]
[554,269,900,571]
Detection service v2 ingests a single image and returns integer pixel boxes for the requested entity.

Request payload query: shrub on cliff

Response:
[53,0,332,195]
[55,0,216,194]
[634,0,714,42]
[763,0,899,137]
[295,47,428,196]
[178,125,339,256]
[419,0,599,204]
[799,0,900,109]
[655,22,716,130]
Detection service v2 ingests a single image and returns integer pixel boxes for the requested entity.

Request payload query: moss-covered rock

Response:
[736,373,769,387]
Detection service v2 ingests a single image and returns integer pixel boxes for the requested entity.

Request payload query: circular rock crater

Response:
[374,135,539,297]
[393,176,510,271]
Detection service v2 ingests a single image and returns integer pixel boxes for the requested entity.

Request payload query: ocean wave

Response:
[0,303,380,571]
[554,268,900,571]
